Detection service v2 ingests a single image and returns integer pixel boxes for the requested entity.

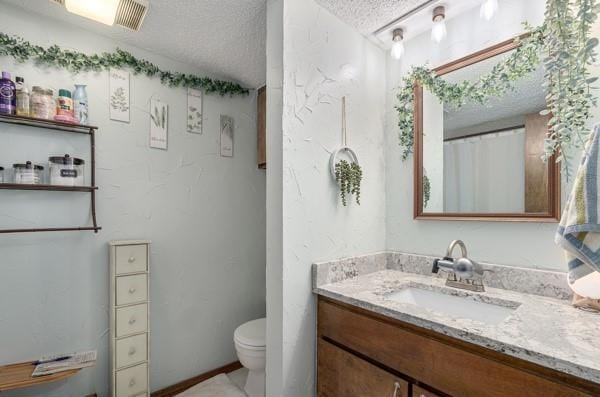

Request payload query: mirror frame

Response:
[413,37,561,222]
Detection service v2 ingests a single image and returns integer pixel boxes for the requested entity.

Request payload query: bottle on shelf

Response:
[73,84,88,125]
[0,71,16,115]
[15,77,30,117]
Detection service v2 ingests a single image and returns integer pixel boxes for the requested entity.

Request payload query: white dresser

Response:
[109,240,151,397]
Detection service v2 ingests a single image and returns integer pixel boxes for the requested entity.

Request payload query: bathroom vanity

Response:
[313,253,600,397]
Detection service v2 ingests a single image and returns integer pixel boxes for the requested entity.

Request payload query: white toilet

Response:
[234,318,266,397]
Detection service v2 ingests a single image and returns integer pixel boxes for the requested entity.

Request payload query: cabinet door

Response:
[413,385,442,397]
[318,339,408,397]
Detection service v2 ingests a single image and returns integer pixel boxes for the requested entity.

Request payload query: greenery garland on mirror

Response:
[335,160,362,206]
[395,0,599,179]
[0,32,249,96]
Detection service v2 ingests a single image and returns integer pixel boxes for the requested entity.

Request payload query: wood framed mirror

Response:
[414,37,561,222]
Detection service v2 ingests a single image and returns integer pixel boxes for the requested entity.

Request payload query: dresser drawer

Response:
[115,245,148,275]
[116,274,148,306]
[116,333,148,369]
[116,362,148,397]
[116,304,148,337]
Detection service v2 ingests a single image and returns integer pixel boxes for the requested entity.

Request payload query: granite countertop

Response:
[314,269,600,384]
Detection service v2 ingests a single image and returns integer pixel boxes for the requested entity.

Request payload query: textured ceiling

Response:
[2,0,266,88]
[314,0,429,36]
[443,52,546,133]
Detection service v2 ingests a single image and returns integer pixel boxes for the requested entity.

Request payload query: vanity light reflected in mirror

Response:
[414,36,561,222]
[431,6,447,43]
[390,28,405,60]
[480,0,499,21]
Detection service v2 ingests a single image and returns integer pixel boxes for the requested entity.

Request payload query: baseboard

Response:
[151,361,242,397]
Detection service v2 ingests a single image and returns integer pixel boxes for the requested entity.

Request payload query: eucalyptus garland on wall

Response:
[0,33,249,96]
[395,0,599,178]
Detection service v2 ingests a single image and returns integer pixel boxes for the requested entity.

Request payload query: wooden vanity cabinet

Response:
[318,339,409,397]
[412,386,442,397]
[317,297,599,397]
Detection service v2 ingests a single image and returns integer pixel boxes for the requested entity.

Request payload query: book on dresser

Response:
[109,240,151,397]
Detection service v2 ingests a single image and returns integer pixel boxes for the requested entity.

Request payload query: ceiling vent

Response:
[49,0,149,31]
[114,0,149,31]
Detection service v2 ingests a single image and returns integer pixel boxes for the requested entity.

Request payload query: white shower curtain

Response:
[444,128,525,213]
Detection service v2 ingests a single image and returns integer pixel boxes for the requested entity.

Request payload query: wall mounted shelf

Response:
[0,360,83,391]
[0,113,97,134]
[0,183,98,192]
[0,114,101,234]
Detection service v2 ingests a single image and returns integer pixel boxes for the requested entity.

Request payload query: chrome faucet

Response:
[432,240,486,292]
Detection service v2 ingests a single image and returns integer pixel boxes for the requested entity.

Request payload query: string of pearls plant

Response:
[395,0,599,179]
[332,97,363,206]
[0,32,249,96]
[335,160,362,206]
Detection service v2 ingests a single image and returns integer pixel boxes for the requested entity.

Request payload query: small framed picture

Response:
[109,69,130,123]
[187,88,203,134]
[220,115,234,157]
[150,98,168,150]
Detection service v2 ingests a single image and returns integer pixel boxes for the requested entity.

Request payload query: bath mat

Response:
[176,373,247,397]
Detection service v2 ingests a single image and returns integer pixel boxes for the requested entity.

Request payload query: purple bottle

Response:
[0,71,16,115]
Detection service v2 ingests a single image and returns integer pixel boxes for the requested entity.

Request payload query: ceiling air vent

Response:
[114,0,149,31]
[48,0,149,31]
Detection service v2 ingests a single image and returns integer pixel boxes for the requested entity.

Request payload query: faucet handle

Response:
[432,257,453,274]
[432,259,440,274]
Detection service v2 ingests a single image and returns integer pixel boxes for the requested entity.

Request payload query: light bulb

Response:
[65,0,120,25]
[391,41,405,60]
[431,19,447,43]
[431,6,447,44]
[480,0,499,21]
[390,28,404,60]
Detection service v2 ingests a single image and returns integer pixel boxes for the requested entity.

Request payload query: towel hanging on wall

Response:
[555,123,600,310]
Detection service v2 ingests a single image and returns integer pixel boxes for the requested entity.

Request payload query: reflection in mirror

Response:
[421,48,556,217]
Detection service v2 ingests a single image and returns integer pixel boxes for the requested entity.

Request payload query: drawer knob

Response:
[129,377,136,387]
[129,287,137,294]
[128,347,137,356]
[129,317,136,325]
[128,256,136,263]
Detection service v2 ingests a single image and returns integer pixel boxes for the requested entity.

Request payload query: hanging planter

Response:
[330,97,363,206]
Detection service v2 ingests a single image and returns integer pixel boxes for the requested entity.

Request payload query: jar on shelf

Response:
[30,87,55,120]
[48,154,85,186]
[0,166,4,183]
[13,162,44,184]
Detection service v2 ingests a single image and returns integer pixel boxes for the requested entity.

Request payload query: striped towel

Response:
[555,123,600,290]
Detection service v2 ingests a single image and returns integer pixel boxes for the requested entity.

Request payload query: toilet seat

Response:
[234,318,265,349]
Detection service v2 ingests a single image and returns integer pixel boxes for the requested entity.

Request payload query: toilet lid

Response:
[234,318,266,347]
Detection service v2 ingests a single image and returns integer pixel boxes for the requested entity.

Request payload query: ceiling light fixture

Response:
[431,6,447,43]
[390,28,405,60]
[480,0,499,21]
[64,0,120,25]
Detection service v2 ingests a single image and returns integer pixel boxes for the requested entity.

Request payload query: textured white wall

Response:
[0,5,265,397]
[384,0,580,271]
[265,0,284,395]
[275,0,387,395]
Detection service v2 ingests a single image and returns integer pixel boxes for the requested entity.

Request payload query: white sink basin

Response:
[385,287,518,325]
